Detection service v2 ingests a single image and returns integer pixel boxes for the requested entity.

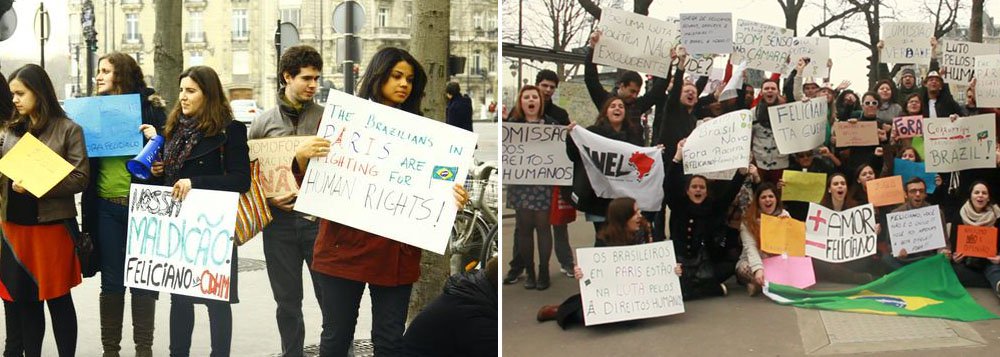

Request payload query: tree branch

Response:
[827,34,872,49]
[577,0,601,20]
[805,3,868,37]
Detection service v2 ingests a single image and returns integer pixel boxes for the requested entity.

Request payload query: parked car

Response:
[231,99,262,124]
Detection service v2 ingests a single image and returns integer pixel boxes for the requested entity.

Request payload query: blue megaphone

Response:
[126,135,164,180]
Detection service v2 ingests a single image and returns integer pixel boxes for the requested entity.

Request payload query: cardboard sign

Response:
[701,168,737,181]
[0,133,75,197]
[866,176,905,207]
[787,37,830,78]
[124,184,240,301]
[731,19,793,73]
[781,170,826,203]
[762,256,816,289]
[576,241,684,326]
[768,100,828,154]
[805,203,878,263]
[595,8,679,77]
[680,13,732,55]
[294,90,478,255]
[682,109,752,174]
[893,115,924,139]
[570,127,665,211]
[678,54,715,77]
[941,40,1000,84]
[760,215,806,256]
[501,123,573,185]
[886,205,946,256]
[62,94,144,157]
[248,136,311,197]
[923,114,996,172]
[893,158,937,194]
[881,22,934,65]
[956,225,998,259]
[834,121,879,147]
[974,54,1000,108]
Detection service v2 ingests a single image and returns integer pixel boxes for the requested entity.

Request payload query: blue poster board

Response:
[894,158,937,194]
[63,94,143,157]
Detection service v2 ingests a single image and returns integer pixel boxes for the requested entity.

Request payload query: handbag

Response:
[549,187,577,225]
[63,219,99,278]
[234,159,272,245]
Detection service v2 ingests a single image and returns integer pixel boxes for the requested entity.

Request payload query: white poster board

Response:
[788,37,830,78]
[886,205,946,256]
[731,19,793,73]
[294,90,478,255]
[683,109,753,174]
[804,203,878,263]
[124,184,240,301]
[923,114,996,172]
[501,123,573,185]
[680,13,732,55]
[595,8,679,77]
[248,136,311,197]
[881,22,934,65]
[768,100,828,154]
[569,127,665,211]
[576,241,684,326]
[975,54,1000,108]
[941,40,1000,84]
[679,54,716,77]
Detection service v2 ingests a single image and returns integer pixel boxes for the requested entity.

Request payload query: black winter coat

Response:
[403,270,497,357]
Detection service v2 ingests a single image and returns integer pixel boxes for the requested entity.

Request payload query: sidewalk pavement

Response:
[501,213,1000,356]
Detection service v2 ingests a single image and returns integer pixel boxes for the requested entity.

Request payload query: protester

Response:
[143,66,250,357]
[814,172,878,284]
[837,92,886,176]
[781,148,839,220]
[874,79,902,126]
[445,82,473,132]
[882,178,948,271]
[751,79,788,182]
[946,181,1000,296]
[835,90,861,121]
[247,45,325,357]
[736,183,790,296]
[895,68,921,106]
[847,163,878,206]
[921,71,968,118]
[0,70,18,357]
[1,64,89,357]
[290,47,469,356]
[536,69,575,278]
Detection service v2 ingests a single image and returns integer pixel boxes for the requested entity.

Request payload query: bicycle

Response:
[449,160,498,274]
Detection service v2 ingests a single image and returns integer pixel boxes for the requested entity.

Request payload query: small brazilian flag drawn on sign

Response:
[432,166,458,181]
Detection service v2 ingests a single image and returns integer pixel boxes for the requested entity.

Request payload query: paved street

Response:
[501,212,1000,356]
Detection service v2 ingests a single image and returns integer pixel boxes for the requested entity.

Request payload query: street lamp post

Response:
[82,0,98,96]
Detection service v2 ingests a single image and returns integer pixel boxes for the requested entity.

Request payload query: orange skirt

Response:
[0,222,81,301]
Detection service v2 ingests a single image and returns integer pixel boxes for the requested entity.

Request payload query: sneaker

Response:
[560,267,575,278]
[995,281,1000,299]
[502,271,522,285]
[720,283,728,297]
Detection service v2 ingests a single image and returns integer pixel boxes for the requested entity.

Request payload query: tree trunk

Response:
[153,0,182,108]
[785,9,799,36]
[407,0,451,322]
[970,0,984,42]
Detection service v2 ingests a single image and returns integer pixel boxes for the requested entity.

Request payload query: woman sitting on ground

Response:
[736,183,789,296]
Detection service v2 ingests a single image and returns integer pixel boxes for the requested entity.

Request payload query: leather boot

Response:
[524,268,537,289]
[536,264,551,290]
[99,293,125,357]
[537,305,559,322]
[131,295,157,357]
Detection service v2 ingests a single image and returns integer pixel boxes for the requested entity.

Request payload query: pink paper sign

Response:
[763,256,816,289]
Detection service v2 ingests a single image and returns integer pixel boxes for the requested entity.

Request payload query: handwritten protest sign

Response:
[680,13,732,55]
[834,121,879,147]
[570,127,664,211]
[701,168,737,181]
[781,170,826,203]
[893,158,937,194]
[501,123,572,185]
[886,205,946,256]
[124,184,240,301]
[866,176,905,207]
[595,8,679,77]
[682,109,752,174]
[881,22,934,65]
[760,215,806,256]
[0,133,75,197]
[805,203,878,263]
[731,19,793,73]
[892,115,923,139]
[576,241,684,326]
[763,256,815,289]
[787,37,830,78]
[248,136,310,197]
[975,54,1000,108]
[678,54,715,77]
[941,41,1000,84]
[769,100,828,154]
[956,225,998,259]
[923,114,996,172]
[63,94,143,157]
[294,90,478,255]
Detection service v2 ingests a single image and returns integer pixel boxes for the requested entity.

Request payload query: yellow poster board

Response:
[760,214,806,256]
[781,170,827,203]
[0,133,75,197]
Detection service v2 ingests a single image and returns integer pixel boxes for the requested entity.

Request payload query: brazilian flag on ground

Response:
[763,254,999,322]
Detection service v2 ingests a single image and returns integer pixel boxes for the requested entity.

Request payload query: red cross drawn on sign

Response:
[808,209,827,232]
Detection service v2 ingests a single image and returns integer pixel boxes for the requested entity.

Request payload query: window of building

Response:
[189,11,204,41]
[125,13,140,43]
[232,9,249,39]
[378,8,388,27]
[189,51,204,66]
[487,16,496,31]
[474,52,481,75]
[406,9,412,27]
[280,8,300,27]
[474,14,483,30]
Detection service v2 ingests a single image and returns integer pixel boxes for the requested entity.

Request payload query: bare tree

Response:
[578,0,653,18]
[923,0,960,39]
[777,0,806,35]
[153,0,182,107]
[524,0,597,80]
[970,0,985,42]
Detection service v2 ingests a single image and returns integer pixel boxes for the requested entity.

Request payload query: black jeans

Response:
[316,273,412,357]
[262,210,321,357]
[168,295,232,357]
[4,293,76,357]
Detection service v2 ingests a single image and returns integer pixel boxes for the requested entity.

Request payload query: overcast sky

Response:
[0,0,71,71]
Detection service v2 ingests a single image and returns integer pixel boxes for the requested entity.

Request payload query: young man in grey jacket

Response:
[247,45,324,357]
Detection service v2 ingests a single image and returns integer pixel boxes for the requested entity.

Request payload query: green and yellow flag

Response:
[763,254,999,322]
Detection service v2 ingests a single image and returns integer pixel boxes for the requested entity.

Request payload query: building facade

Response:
[67,0,498,118]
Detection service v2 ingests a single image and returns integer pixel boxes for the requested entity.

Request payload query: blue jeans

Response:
[986,264,1000,292]
[316,274,412,357]
[168,295,231,357]
[262,209,320,357]
[97,198,157,297]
